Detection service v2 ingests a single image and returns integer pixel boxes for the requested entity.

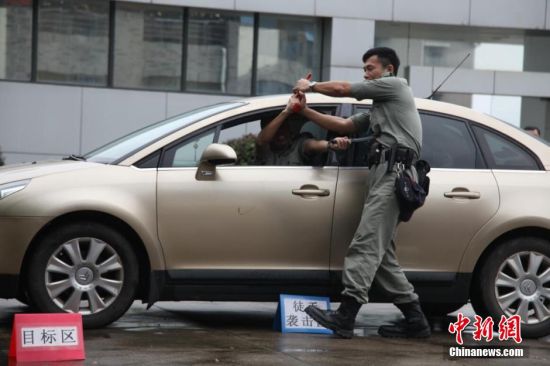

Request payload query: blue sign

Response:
[276,294,333,334]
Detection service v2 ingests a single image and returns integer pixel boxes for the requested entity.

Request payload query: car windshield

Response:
[85,102,245,164]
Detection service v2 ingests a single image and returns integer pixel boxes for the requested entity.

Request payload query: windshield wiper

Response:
[63,154,87,161]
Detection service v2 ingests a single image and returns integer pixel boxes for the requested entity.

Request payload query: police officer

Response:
[293,47,430,339]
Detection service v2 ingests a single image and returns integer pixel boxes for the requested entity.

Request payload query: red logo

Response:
[498,315,522,344]
[448,313,470,345]
[449,313,522,345]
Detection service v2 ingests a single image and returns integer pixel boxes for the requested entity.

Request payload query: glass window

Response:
[0,0,32,80]
[375,22,550,76]
[350,106,372,166]
[256,14,323,95]
[218,120,261,165]
[163,129,215,168]
[114,2,183,91]
[37,0,109,85]
[218,109,332,166]
[420,113,477,169]
[85,102,244,164]
[472,125,540,170]
[186,9,253,94]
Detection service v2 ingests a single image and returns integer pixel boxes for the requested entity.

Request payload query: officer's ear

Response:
[386,64,395,75]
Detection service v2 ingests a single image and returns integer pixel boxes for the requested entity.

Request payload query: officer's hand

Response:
[328,137,350,151]
[287,92,306,113]
[293,78,311,94]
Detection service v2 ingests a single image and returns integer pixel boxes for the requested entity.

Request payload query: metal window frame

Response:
[21,2,327,97]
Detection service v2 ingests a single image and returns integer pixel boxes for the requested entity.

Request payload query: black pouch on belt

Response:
[394,159,431,222]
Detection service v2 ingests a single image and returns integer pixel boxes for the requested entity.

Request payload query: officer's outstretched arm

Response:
[300,107,356,135]
[293,79,352,98]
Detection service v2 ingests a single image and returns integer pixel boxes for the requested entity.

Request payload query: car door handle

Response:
[444,190,481,199]
[292,188,330,197]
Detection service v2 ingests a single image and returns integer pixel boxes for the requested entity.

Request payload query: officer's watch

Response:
[308,81,317,92]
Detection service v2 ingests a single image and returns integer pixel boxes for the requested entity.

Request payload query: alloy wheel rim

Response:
[495,251,550,325]
[45,237,124,315]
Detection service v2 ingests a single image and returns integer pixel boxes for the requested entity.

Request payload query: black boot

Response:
[378,300,431,338]
[304,296,362,339]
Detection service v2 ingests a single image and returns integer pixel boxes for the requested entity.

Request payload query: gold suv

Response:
[1,95,549,338]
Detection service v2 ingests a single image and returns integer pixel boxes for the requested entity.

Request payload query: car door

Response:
[330,107,500,276]
[156,106,339,286]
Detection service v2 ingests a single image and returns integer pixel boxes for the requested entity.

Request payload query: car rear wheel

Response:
[26,222,138,328]
[471,237,550,338]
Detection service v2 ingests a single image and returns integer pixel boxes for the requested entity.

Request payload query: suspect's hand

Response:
[328,137,350,151]
[288,92,306,113]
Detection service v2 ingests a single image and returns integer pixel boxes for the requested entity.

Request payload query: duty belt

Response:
[368,143,417,170]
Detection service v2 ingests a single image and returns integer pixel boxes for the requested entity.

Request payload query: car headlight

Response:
[0,179,31,199]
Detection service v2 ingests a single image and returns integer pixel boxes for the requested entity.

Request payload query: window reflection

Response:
[186,9,253,94]
[0,0,32,80]
[256,15,323,95]
[114,2,183,90]
[37,0,109,85]
[374,22,548,75]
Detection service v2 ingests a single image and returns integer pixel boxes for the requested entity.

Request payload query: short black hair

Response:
[362,47,400,75]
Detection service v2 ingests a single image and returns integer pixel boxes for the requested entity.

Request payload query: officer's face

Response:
[363,55,394,80]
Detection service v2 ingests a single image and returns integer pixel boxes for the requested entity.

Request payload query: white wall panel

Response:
[236,0,314,16]
[315,0,392,20]
[470,0,546,29]
[432,68,495,95]
[0,82,81,155]
[81,88,166,153]
[330,18,375,68]
[328,66,364,83]
[407,66,433,98]
[495,71,550,97]
[151,0,235,10]
[394,0,470,25]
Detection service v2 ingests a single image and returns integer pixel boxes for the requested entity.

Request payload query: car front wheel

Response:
[471,237,550,338]
[26,222,139,328]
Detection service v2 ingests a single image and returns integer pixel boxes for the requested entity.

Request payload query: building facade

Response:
[1,0,550,164]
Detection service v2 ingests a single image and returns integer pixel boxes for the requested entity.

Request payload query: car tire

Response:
[26,222,139,328]
[472,236,550,338]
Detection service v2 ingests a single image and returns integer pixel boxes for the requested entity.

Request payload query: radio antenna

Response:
[427,53,471,100]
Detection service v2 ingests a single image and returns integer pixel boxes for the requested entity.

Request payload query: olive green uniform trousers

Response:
[341,162,419,305]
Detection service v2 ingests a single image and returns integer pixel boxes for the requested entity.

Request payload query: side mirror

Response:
[195,143,237,181]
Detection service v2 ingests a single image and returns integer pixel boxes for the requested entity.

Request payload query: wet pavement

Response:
[0,299,549,365]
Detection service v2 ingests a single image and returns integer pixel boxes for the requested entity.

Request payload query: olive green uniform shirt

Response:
[349,75,422,156]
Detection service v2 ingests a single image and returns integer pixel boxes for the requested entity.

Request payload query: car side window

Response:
[420,113,478,169]
[218,120,262,166]
[472,125,540,170]
[217,108,333,166]
[349,106,372,166]
[161,129,215,167]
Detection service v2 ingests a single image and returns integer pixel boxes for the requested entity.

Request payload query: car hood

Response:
[0,160,98,185]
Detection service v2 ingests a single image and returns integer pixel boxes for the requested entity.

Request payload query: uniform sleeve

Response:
[350,112,371,135]
[350,78,398,101]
